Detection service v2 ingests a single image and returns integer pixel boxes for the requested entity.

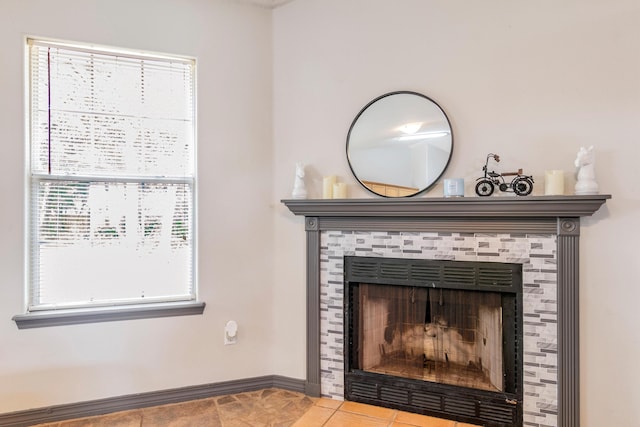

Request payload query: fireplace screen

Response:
[344,257,522,426]
[357,284,504,393]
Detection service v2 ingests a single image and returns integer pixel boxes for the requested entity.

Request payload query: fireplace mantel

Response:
[282,194,610,218]
[282,194,610,427]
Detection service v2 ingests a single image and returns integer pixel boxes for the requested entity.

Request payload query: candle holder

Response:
[444,178,464,197]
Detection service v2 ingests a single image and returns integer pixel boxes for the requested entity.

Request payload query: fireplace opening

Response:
[358,285,505,393]
[345,256,523,427]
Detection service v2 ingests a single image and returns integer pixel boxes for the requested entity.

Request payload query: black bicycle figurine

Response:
[475,153,534,196]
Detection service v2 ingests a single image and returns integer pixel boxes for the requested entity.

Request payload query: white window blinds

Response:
[28,39,196,310]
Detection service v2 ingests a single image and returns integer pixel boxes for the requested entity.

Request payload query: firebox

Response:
[344,256,523,427]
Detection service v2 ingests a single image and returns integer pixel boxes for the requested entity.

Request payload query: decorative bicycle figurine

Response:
[475,153,534,196]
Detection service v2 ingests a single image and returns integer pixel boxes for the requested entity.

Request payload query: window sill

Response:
[12,301,206,329]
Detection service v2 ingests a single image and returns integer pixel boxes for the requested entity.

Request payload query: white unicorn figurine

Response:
[574,146,599,195]
[291,162,308,199]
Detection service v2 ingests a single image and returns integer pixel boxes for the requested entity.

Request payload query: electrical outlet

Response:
[224,320,238,345]
[224,332,237,345]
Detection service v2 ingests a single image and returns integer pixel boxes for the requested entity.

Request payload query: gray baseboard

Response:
[0,375,305,427]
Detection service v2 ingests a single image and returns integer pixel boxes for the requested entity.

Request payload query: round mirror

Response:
[346,91,453,197]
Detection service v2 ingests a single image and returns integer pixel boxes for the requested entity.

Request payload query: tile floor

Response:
[33,388,482,427]
[294,398,481,427]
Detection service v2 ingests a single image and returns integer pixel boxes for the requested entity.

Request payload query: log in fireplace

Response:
[345,256,522,426]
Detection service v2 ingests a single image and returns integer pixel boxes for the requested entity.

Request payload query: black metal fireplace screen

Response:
[344,256,523,427]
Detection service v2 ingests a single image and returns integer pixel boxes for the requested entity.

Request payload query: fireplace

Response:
[344,256,522,426]
[282,195,610,427]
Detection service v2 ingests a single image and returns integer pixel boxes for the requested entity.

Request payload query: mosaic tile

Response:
[319,230,558,427]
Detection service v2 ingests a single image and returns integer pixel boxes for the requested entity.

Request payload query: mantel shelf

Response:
[282,194,610,218]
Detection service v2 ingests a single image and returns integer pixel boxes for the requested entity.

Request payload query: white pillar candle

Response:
[333,182,347,199]
[544,170,565,195]
[322,176,336,199]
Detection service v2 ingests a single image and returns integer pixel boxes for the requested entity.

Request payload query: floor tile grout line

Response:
[328,402,401,427]
[322,407,337,427]
[315,400,339,427]
[385,408,398,427]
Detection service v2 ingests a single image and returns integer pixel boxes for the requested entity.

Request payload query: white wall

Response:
[0,0,276,413]
[272,1,640,426]
[2,0,639,425]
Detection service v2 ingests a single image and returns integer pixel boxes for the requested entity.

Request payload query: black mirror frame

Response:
[346,90,454,197]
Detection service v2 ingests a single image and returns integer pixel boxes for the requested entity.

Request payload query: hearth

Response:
[344,256,522,426]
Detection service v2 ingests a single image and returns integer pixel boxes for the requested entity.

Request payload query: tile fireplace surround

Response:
[283,195,609,427]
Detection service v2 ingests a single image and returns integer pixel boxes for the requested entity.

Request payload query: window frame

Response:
[15,37,203,329]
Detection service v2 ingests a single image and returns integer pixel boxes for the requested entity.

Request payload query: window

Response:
[18,38,200,327]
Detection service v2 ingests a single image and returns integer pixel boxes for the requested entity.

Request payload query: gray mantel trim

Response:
[305,217,321,396]
[557,218,581,427]
[282,194,610,218]
[283,196,610,427]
